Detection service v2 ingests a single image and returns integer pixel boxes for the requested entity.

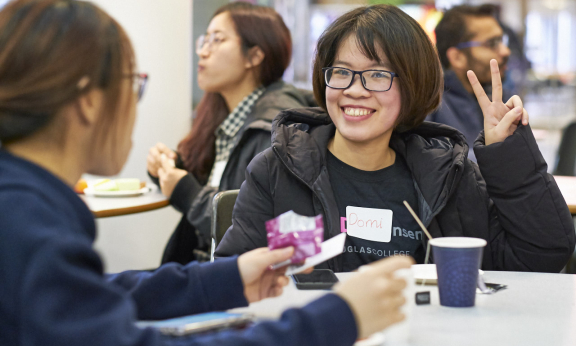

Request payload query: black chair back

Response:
[210,189,239,261]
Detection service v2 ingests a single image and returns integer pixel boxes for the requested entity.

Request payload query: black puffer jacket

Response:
[160,81,314,264]
[216,107,575,272]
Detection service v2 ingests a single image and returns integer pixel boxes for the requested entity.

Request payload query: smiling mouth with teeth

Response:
[342,107,375,117]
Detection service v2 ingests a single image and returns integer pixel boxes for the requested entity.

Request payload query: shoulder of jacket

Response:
[246,148,276,179]
[254,83,307,109]
[246,119,272,132]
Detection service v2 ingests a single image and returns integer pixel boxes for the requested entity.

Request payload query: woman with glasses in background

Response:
[0,1,416,345]
[147,2,313,265]
[216,4,575,274]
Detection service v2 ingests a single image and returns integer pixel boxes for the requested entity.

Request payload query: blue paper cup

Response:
[429,237,487,307]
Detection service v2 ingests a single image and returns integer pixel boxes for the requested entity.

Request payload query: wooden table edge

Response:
[92,199,170,218]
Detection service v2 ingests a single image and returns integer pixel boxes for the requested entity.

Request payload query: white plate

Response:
[412,264,439,282]
[84,186,152,197]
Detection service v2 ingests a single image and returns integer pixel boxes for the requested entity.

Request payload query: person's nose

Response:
[343,74,371,98]
[499,43,511,58]
[197,44,211,59]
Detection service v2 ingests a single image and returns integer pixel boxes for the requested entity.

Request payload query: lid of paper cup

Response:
[428,237,487,248]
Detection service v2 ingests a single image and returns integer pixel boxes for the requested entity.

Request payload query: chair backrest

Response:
[554,122,576,176]
[210,189,239,261]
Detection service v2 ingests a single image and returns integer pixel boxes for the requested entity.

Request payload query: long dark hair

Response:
[312,5,443,132]
[0,0,135,144]
[178,2,291,183]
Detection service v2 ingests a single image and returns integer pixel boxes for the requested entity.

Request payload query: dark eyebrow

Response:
[486,34,504,41]
[333,60,391,70]
[333,60,352,67]
[472,29,504,42]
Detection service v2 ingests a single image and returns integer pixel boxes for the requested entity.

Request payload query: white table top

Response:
[80,186,169,218]
[554,175,576,215]
[230,271,576,346]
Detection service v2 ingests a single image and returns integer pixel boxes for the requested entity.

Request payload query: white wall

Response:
[88,0,193,272]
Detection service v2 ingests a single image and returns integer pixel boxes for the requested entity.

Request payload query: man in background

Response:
[429,5,512,162]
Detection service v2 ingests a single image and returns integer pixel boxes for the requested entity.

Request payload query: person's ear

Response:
[75,88,104,126]
[245,46,265,69]
[446,47,468,71]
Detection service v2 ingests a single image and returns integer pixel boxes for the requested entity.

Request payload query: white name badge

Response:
[346,206,393,243]
[209,161,227,188]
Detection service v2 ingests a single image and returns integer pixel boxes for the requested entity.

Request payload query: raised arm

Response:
[469,59,575,272]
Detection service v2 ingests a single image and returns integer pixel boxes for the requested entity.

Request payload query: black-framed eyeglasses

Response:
[322,67,399,92]
[455,34,509,51]
[125,73,148,101]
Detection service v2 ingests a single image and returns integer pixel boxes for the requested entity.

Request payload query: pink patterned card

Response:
[266,211,324,264]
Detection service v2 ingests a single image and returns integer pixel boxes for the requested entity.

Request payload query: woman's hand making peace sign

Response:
[467,59,529,146]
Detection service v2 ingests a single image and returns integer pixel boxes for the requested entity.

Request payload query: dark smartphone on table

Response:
[292,269,339,290]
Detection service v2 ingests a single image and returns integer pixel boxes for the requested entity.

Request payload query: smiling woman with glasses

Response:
[217,4,574,280]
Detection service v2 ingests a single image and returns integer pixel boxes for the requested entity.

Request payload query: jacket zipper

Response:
[422,166,461,228]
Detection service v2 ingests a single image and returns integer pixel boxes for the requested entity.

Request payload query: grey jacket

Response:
[160,81,314,264]
[216,107,575,272]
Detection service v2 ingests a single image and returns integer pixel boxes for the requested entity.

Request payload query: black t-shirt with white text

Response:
[327,151,425,272]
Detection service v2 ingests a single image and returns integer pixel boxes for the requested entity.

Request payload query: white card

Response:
[209,161,227,187]
[285,233,347,276]
[346,206,392,243]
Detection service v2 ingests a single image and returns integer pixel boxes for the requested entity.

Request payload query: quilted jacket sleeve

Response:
[473,124,575,272]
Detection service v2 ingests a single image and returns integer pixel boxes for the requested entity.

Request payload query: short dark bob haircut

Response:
[312,5,443,132]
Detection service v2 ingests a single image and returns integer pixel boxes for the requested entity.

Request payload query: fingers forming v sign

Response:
[467,59,529,146]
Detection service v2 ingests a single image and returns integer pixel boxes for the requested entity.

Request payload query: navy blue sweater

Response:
[0,150,357,346]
